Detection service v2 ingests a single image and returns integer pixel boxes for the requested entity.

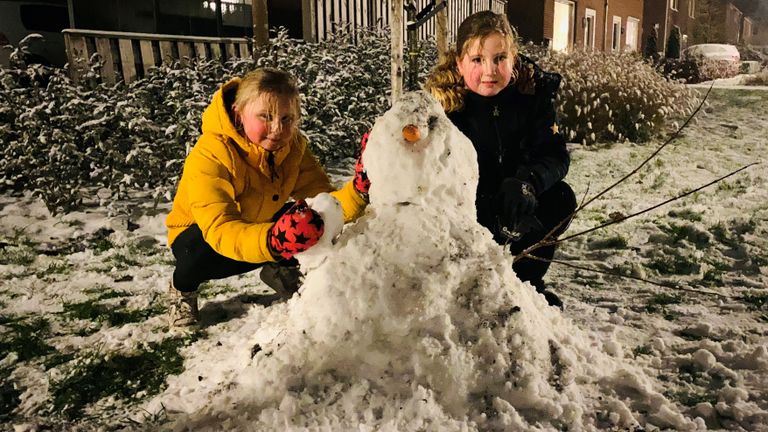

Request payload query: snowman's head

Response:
[363,91,478,214]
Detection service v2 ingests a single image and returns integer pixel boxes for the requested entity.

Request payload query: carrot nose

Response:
[402,124,421,143]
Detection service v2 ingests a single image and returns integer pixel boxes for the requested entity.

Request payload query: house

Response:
[642,0,696,55]
[749,17,768,46]
[507,0,644,53]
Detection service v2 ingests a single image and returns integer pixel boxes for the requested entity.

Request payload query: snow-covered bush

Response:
[534,50,697,144]
[696,58,740,81]
[0,28,434,214]
[743,67,768,85]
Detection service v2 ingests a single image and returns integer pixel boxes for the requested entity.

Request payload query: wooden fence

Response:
[63,29,252,85]
[63,0,507,85]
[304,0,507,43]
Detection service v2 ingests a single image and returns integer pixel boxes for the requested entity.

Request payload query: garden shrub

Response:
[660,58,701,83]
[696,58,740,81]
[743,67,768,86]
[0,28,434,214]
[531,50,697,145]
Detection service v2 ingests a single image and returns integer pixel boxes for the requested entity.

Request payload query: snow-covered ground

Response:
[0,87,766,431]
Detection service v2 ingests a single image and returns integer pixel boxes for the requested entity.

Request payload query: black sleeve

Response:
[515,70,570,195]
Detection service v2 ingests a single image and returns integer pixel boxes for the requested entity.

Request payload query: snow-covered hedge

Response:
[1,33,693,213]
[0,28,432,214]
[532,50,697,144]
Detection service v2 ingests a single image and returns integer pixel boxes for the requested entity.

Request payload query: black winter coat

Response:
[447,55,570,235]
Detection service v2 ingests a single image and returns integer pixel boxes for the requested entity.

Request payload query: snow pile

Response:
[145,92,702,430]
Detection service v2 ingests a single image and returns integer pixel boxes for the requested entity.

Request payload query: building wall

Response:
[751,19,768,45]
[542,0,554,45]
[742,17,752,44]
[724,2,743,44]
[643,0,667,54]
[573,0,606,50]
[606,0,644,51]
[507,0,546,43]
[668,0,696,42]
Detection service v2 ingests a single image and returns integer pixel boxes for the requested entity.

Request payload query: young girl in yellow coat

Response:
[165,68,368,326]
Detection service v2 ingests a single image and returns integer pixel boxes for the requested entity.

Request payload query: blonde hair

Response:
[234,68,301,131]
[425,11,519,113]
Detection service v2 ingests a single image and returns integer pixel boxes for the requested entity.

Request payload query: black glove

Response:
[497,178,541,241]
[498,178,538,221]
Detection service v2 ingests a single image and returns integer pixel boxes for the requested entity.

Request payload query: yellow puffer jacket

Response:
[165,78,367,263]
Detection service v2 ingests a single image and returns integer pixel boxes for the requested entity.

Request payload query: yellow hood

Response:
[201,78,292,178]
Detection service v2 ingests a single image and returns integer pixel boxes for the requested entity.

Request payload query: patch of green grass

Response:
[0,245,36,266]
[0,318,55,362]
[50,336,195,419]
[644,293,683,314]
[97,290,131,300]
[699,260,730,287]
[0,367,21,422]
[105,252,140,270]
[740,292,768,311]
[62,299,165,326]
[35,261,73,279]
[647,253,701,275]
[664,389,714,407]
[587,235,629,250]
[650,173,666,189]
[632,345,653,357]
[658,223,710,249]
[668,209,703,222]
[86,228,116,255]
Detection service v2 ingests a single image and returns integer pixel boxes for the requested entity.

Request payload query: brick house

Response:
[642,0,697,56]
[507,0,643,52]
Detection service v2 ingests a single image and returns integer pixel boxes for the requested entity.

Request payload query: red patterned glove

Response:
[353,132,371,197]
[267,200,325,260]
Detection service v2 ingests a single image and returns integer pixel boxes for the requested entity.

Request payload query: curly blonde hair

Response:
[425,11,519,113]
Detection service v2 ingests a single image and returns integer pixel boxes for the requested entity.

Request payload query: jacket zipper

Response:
[492,105,504,165]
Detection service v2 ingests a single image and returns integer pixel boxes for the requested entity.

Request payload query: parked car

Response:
[682,43,741,80]
[682,43,740,63]
[0,0,68,67]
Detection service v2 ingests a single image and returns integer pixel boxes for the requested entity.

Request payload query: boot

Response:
[167,281,199,327]
[530,279,564,310]
[260,263,302,299]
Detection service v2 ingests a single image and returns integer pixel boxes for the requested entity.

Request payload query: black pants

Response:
[501,181,577,283]
[171,203,296,293]
[170,225,263,292]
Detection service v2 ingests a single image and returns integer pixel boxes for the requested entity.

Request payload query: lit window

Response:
[688,0,695,17]
[671,0,679,11]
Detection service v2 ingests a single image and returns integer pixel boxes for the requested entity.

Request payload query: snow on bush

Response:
[0,28,427,214]
[1,36,691,213]
[532,50,698,145]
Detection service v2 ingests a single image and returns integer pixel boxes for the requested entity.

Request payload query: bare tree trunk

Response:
[436,0,448,61]
[252,0,269,48]
[391,0,404,102]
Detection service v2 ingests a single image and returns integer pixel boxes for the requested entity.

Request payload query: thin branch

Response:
[527,255,730,299]
[552,162,756,246]
[516,161,755,262]
[573,82,714,214]
[514,83,714,261]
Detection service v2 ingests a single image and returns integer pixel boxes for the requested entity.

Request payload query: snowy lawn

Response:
[0,87,766,431]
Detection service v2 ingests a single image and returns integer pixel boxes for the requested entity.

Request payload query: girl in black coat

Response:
[426,11,577,307]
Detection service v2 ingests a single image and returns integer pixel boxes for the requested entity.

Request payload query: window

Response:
[20,5,69,32]
[688,0,695,17]
[584,8,596,49]
[670,0,679,11]
[612,16,622,51]
[626,17,639,51]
